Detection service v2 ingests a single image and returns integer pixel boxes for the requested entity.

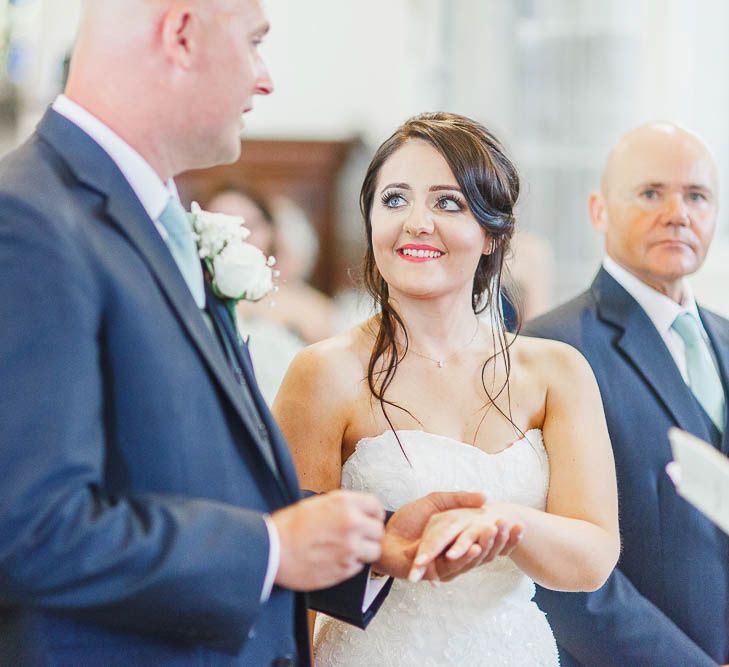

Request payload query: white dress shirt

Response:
[51,95,280,603]
[602,256,719,383]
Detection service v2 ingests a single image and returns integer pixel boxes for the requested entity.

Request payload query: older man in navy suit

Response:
[0,1,494,665]
[526,123,729,666]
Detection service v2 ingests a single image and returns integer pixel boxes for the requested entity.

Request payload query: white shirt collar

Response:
[602,255,703,335]
[52,95,175,221]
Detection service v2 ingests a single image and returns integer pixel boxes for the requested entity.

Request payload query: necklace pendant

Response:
[437,360,444,368]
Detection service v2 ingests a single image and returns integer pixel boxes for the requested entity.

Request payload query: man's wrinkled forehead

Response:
[602,126,718,197]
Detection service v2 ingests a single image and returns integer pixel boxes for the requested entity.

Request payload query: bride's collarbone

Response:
[396,353,521,391]
[402,346,501,370]
[370,372,514,409]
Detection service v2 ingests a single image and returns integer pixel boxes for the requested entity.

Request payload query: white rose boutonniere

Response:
[190,201,276,330]
[212,243,274,302]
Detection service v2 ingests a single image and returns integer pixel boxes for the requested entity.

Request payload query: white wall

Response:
[246,0,449,144]
[252,0,729,311]
[11,0,82,140]
[8,0,729,313]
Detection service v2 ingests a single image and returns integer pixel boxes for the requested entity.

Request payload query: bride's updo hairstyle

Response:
[360,112,521,439]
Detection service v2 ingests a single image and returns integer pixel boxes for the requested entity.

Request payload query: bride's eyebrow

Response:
[380,182,411,193]
[429,185,462,192]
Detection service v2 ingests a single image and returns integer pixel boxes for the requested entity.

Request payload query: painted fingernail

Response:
[414,554,429,566]
[408,567,425,583]
[446,547,462,559]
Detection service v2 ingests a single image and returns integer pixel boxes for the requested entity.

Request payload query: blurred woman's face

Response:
[206,190,275,254]
[370,139,491,302]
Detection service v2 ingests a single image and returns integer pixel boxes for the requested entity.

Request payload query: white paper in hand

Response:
[668,427,729,535]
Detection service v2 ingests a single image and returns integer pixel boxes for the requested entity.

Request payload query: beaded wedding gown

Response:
[313,428,559,666]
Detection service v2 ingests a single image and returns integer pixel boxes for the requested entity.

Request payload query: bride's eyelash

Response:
[436,193,465,209]
[380,189,402,205]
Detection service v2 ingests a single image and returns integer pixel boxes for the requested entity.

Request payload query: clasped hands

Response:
[272,490,523,591]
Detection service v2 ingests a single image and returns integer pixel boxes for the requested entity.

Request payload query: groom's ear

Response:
[161,5,199,70]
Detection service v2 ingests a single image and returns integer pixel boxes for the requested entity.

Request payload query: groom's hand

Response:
[272,490,385,591]
[371,491,486,580]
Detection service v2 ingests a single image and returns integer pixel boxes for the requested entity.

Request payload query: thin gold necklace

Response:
[407,317,480,368]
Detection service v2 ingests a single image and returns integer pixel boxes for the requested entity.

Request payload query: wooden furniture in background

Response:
[176,138,354,295]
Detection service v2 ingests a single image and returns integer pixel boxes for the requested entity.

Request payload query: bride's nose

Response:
[403,206,435,236]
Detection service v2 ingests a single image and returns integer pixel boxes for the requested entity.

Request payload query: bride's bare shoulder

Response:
[278,319,376,400]
[510,333,594,385]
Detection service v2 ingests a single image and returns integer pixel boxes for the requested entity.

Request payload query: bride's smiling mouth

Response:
[397,244,445,262]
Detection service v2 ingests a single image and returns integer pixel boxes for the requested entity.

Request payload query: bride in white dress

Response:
[273,112,619,666]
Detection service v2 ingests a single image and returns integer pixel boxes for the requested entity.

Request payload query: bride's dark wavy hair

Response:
[360,112,521,443]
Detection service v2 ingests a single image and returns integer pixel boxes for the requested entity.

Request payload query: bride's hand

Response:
[372,491,486,580]
[410,504,523,583]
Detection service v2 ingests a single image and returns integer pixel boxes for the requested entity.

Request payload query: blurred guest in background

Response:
[206,186,336,403]
[501,230,555,332]
[266,195,336,343]
[206,186,306,404]
[526,122,729,666]
[205,185,277,256]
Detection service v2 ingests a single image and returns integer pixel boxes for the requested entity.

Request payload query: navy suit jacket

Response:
[0,109,388,666]
[524,268,729,666]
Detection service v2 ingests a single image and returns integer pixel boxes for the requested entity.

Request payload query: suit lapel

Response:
[699,308,729,452]
[239,347,302,500]
[592,269,712,439]
[37,109,287,485]
[207,294,301,500]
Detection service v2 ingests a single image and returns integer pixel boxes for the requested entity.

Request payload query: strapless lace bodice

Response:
[314,429,559,666]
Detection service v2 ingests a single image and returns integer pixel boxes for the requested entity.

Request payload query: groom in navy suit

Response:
[0,1,490,665]
[526,123,729,665]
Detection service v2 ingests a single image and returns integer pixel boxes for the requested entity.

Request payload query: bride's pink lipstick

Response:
[397,244,445,262]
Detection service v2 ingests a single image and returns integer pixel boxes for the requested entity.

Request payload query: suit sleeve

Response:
[0,198,271,653]
[308,567,394,628]
[535,569,716,666]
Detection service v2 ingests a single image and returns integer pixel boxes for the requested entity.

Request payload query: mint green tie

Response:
[672,312,725,431]
[158,197,205,309]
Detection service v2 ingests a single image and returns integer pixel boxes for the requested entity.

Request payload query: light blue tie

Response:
[672,312,725,431]
[158,197,205,309]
